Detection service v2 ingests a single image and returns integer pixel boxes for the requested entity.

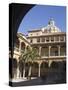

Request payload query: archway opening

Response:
[31,62,39,77]
[21,42,26,52]
[50,46,58,56]
[40,62,48,77]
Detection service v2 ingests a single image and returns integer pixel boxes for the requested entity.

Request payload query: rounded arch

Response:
[40,62,48,77]
[41,61,48,68]
[31,62,39,77]
[60,46,66,56]
[51,61,58,69]
[33,47,39,54]
[41,47,48,56]
[21,42,26,51]
[33,62,39,68]
[15,37,20,49]
[9,4,35,51]
[50,46,58,56]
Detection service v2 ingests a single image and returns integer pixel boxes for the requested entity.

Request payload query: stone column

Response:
[16,60,21,79]
[16,66,20,79]
[48,60,52,68]
[49,46,51,57]
[38,63,41,77]
[39,46,41,56]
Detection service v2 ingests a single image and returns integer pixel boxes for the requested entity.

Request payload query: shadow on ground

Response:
[9,71,66,87]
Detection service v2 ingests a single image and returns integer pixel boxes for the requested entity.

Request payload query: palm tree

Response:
[27,47,40,79]
[19,46,40,79]
[19,48,30,78]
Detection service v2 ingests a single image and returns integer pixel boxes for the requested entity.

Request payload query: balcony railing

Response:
[14,47,25,54]
[30,36,66,44]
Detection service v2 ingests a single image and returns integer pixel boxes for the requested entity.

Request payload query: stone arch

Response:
[15,37,20,49]
[9,4,35,52]
[60,46,66,56]
[21,42,26,51]
[41,46,48,56]
[40,61,48,76]
[50,46,58,56]
[33,47,39,55]
[41,61,48,68]
[57,61,66,71]
[50,61,59,69]
[31,62,39,77]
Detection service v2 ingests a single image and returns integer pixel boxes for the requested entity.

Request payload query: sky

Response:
[18,5,66,35]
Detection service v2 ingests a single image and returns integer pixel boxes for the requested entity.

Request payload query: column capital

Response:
[49,45,51,48]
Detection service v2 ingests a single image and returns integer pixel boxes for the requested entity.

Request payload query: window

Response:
[60,36,64,41]
[21,42,25,51]
[55,51,58,56]
[51,36,54,42]
[41,37,45,42]
[46,37,49,42]
[37,38,40,42]
[55,36,59,41]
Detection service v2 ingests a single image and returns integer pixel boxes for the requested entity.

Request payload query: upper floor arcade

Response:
[14,33,31,55]
[27,19,66,45]
[27,33,66,45]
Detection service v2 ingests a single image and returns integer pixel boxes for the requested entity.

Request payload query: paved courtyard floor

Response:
[9,71,66,87]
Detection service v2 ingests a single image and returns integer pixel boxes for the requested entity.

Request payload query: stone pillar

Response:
[39,46,41,56]
[48,60,52,68]
[16,66,20,79]
[23,68,25,78]
[16,60,21,79]
[58,45,60,56]
[38,63,41,77]
[49,46,51,57]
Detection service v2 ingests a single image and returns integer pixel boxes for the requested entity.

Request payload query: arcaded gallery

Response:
[9,19,66,81]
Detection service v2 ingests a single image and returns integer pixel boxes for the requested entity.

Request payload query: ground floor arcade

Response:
[9,58,66,80]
